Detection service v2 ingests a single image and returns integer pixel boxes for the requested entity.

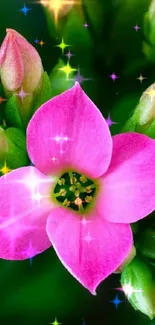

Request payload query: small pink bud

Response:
[0,29,43,93]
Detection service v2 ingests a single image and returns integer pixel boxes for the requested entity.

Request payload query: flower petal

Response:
[46,207,133,294]
[0,166,55,260]
[97,133,155,223]
[27,82,112,178]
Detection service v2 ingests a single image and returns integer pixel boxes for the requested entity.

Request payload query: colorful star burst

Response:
[18,3,32,16]
[0,96,7,104]
[65,49,74,60]
[56,38,70,54]
[109,73,119,82]
[59,61,77,79]
[49,318,61,325]
[15,88,30,101]
[0,162,12,175]
[40,0,75,24]
[39,40,46,47]
[133,24,140,32]
[106,113,118,127]
[116,283,142,298]
[110,295,123,309]
[137,73,146,84]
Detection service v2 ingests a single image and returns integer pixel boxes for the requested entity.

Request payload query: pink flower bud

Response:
[0,29,43,93]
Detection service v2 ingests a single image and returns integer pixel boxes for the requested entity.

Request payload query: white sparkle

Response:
[31,188,50,206]
[51,156,58,162]
[122,283,142,298]
[59,149,65,155]
[79,217,91,227]
[83,232,94,245]
[52,134,71,143]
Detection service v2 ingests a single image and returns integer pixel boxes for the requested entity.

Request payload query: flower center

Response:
[53,171,97,214]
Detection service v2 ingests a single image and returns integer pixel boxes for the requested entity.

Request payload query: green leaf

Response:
[2,127,29,169]
[62,8,93,68]
[83,0,105,33]
[137,228,155,260]
[32,72,53,114]
[3,95,24,129]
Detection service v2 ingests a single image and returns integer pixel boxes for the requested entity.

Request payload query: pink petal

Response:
[96,132,155,223]
[46,207,133,294]
[27,83,112,178]
[0,166,55,260]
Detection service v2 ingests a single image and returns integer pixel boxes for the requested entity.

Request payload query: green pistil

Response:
[53,171,97,212]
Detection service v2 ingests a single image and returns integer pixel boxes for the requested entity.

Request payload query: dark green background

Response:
[0,0,155,324]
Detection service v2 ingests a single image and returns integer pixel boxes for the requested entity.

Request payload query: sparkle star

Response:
[106,113,118,127]
[109,73,118,82]
[16,88,30,101]
[83,22,89,28]
[59,62,77,79]
[39,40,45,47]
[0,96,7,104]
[22,241,37,260]
[56,38,70,54]
[79,217,91,227]
[133,24,140,32]
[137,73,146,83]
[83,232,94,245]
[49,318,61,325]
[116,283,142,298]
[110,295,123,309]
[39,0,79,24]
[0,162,12,175]
[31,188,50,206]
[51,156,57,162]
[34,38,39,44]
[74,68,90,84]
[18,3,32,16]
[65,49,74,60]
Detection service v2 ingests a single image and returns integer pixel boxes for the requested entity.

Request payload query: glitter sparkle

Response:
[56,38,70,54]
[0,162,12,175]
[15,88,30,101]
[18,3,32,16]
[133,25,140,32]
[137,73,146,83]
[109,73,119,82]
[49,318,61,325]
[83,232,94,245]
[110,295,123,309]
[39,40,46,47]
[65,49,74,60]
[106,113,118,127]
[0,96,7,104]
[59,61,77,79]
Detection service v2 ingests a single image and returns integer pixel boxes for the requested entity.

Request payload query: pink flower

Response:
[0,83,155,294]
[0,29,43,92]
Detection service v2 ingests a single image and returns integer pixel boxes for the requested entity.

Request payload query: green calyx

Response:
[53,171,97,213]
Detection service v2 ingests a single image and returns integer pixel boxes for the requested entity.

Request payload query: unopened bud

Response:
[121,257,155,320]
[0,29,43,93]
[122,82,155,138]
